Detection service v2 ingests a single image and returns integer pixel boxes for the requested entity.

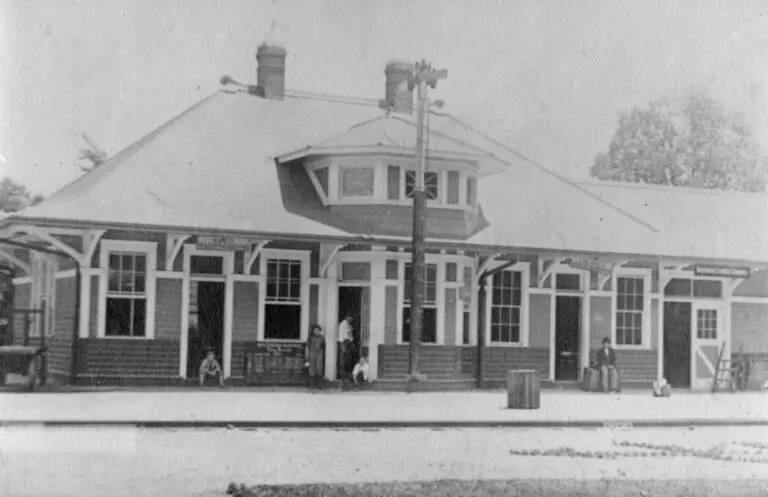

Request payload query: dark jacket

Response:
[306,333,325,360]
[595,347,616,368]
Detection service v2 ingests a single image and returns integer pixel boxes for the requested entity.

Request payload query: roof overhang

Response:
[276,144,490,164]
[2,215,767,268]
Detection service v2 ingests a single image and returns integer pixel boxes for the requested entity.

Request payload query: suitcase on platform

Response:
[581,368,600,392]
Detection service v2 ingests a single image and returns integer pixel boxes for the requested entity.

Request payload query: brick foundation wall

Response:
[612,349,657,382]
[77,338,179,379]
[378,345,475,380]
[481,347,550,380]
[377,345,549,382]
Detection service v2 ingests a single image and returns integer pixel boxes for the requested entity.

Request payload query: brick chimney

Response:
[382,61,414,113]
[256,43,287,99]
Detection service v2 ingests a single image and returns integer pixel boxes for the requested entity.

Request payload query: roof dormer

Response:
[302,156,479,211]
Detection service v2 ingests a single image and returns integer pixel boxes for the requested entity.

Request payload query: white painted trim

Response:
[55,269,77,279]
[731,296,768,304]
[79,271,90,338]
[244,240,269,274]
[181,244,235,377]
[691,300,726,390]
[97,240,158,340]
[484,261,531,347]
[165,235,190,271]
[260,249,311,342]
[232,274,264,283]
[155,271,184,279]
[538,258,563,287]
[223,274,234,378]
[82,230,106,267]
[180,271,190,378]
[477,252,504,279]
[23,225,85,263]
[0,249,32,276]
[12,276,32,285]
[611,267,652,350]
[581,286,592,373]
[528,287,554,295]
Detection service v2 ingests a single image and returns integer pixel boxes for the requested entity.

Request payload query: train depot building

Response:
[2,45,767,390]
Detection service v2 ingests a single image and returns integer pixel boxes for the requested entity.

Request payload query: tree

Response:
[77,133,108,173]
[0,177,43,213]
[591,91,768,192]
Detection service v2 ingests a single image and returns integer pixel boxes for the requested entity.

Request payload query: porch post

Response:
[323,262,339,381]
[581,275,591,376]
[78,269,92,338]
[657,261,665,380]
[223,273,234,378]
[368,258,386,380]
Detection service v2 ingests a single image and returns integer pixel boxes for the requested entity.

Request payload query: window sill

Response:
[261,338,303,343]
[398,342,442,346]
[613,345,651,352]
[99,335,153,340]
[487,342,528,348]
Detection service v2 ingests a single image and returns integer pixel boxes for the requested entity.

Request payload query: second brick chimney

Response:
[256,43,287,99]
[382,61,414,113]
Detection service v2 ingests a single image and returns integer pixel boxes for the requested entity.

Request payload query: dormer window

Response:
[340,166,375,197]
[467,176,477,206]
[405,170,439,200]
[304,156,479,210]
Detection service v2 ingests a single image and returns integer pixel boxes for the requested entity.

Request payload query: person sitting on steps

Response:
[199,349,224,387]
[352,355,371,385]
[596,337,620,393]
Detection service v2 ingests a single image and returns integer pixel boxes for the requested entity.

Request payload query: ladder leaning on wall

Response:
[712,341,743,393]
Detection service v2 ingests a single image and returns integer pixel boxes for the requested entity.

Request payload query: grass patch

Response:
[229,479,768,497]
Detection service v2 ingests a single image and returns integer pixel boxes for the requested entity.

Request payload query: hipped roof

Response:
[6,90,767,264]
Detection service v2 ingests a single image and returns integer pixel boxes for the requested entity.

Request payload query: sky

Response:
[1,0,768,195]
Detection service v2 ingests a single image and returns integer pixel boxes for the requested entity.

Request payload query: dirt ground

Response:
[238,479,768,497]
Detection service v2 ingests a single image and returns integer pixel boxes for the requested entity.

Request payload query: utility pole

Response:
[407,60,447,390]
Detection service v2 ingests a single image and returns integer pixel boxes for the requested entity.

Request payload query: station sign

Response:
[693,265,751,279]
[196,236,251,252]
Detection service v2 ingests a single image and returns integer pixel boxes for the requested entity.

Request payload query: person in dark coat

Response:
[595,337,620,393]
[305,325,325,389]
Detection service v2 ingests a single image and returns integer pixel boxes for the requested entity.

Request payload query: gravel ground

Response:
[2,426,768,496]
[237,480,768,497]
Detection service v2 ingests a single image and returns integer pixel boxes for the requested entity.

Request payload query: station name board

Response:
[196,236,251,252]
[693,265,751,279]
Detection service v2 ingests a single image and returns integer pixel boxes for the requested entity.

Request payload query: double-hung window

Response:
[490,270,523,344]
[615,276,645,346]
[105,251,148,337]
[264,258,303,340]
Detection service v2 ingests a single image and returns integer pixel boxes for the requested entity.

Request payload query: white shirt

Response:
[338,320,353,342]
[352,361,369,380]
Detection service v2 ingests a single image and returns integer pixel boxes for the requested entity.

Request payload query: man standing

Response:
[596,337,620,393]
[305,325,325,390]
[338,315,354,384]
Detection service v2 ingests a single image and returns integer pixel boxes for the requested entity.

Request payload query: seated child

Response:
[352,356,370,384]
[199,350,224,387]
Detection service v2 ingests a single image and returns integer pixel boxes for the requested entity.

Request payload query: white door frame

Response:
[662,297,726,390]
[550,266,588,382]
[691,299,727,390]
[180,245,235,378]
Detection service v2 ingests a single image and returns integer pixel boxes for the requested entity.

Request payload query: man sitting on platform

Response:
[199,349,224,387]
[352,355,370,385]
[596,337,620,393]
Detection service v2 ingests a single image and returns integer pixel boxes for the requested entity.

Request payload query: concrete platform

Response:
[1,388,767,428]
